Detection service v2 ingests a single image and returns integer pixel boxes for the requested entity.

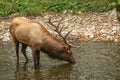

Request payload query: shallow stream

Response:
[0,42,120,80]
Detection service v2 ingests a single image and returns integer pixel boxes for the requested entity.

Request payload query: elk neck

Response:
[41,35,65,55]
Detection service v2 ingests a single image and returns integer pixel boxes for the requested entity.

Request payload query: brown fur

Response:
[9,17,75,68]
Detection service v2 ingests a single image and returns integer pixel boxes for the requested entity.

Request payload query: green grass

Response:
[0,0,115,16]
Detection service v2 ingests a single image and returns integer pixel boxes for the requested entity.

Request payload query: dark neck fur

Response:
[41,36,65,59]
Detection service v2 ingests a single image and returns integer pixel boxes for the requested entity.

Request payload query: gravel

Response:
[0,9,120,42]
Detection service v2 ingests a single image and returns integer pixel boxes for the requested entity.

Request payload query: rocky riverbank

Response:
[0,9,120,42]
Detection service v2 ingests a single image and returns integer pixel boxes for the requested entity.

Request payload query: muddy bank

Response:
[0,9,120,42]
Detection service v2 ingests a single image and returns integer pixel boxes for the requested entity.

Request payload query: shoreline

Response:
[0,9,120,42]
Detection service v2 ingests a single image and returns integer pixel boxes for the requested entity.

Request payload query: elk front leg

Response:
[32,48,40,69]
[21,43,28,61]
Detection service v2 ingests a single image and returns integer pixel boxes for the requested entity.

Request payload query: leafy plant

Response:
[0,0,116,16]
[45,0,74,12]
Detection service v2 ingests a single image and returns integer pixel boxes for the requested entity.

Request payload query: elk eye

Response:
[61,45,65,50]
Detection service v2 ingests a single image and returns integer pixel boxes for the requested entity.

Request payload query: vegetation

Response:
[0,0,115,16]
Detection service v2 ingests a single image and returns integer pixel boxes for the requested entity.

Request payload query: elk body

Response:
[9,17,75,68]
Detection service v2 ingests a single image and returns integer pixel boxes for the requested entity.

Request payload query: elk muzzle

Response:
[69,56,75,63]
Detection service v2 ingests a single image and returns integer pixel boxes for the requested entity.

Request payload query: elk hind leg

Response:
[15,40,20,62]
[21,43,28,61]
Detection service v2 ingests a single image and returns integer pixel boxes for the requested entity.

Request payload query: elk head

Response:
[48,15,81,63]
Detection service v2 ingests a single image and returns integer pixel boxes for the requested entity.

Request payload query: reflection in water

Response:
[14,62,73,80]
[33,63,73,80]
[0,42,120,80]
[14,62,31,80]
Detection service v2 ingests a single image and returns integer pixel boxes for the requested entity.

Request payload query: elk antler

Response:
[48,16,82,48]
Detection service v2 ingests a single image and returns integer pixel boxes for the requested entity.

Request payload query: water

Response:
[0,42,120,80]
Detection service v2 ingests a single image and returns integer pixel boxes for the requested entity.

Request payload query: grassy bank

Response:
[0,0,115,16]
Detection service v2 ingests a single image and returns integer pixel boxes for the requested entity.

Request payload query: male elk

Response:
[9,16,79,68]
